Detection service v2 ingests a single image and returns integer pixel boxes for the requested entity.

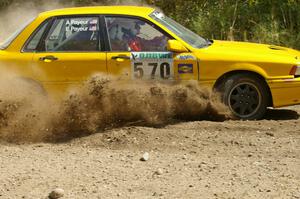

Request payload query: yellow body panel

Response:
[32,52,107,81]
[0,6,300,108]
[107,52,131,80]
[268,78,300,107]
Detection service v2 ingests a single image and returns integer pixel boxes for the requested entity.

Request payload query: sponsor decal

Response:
[89,19,99,31]
[131,52,173,60]
[176,55,196,60]
[89,19,98,24]
[152,11,165,19]
[178,64,193,74]
[89,25,98,31]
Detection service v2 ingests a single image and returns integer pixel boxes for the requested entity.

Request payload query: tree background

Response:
[1,0,300,49]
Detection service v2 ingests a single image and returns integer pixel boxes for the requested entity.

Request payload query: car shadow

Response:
[263,108,299,120]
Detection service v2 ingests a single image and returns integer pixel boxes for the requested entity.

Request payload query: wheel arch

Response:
[213,70,273,107]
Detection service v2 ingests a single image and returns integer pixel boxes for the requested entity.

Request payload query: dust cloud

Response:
[0,0,70,42]
[0,73,230,143]
[0,0,152,42]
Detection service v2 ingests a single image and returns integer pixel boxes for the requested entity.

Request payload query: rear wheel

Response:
[219,74,269,120]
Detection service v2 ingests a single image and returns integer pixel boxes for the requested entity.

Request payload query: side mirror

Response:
[167,40,188,53]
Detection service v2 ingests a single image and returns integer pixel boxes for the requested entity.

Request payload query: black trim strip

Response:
[99,15,109,52]
[36,17,55,52]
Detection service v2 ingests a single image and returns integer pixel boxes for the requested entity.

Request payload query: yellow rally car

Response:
[0,6,300,120]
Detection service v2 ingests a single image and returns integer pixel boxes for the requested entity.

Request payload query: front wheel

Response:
[219,74,269,120]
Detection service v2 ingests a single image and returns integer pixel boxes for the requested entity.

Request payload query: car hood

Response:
[197,40,300,63]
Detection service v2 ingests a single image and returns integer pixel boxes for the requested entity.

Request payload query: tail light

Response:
[290,65,300,77]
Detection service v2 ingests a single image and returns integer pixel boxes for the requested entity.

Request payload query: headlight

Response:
[289,65,300,76]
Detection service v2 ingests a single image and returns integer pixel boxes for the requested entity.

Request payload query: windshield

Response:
[150,11,209,49]
[0,18,35,50]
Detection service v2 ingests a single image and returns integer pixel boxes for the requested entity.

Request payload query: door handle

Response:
[39,55,58,62]
[111,55,131,60]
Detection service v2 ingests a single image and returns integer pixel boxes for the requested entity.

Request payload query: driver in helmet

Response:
[121,20,168,52]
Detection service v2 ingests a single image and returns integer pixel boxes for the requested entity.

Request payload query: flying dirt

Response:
[0,73,229,143]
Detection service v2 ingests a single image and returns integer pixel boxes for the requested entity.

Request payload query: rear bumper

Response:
[268,78,300,107]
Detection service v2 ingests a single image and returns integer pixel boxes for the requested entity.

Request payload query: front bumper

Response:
[268,78,300,107]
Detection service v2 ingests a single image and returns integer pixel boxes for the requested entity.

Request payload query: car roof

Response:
[39,6,156,18]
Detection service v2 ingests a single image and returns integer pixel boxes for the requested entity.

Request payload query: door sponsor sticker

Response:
[178,64,193,74]
[176,55,196,60]
[131,52,174,80]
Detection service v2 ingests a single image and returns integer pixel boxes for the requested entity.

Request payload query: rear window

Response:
[0,18,35,50]
[23,20,50,51]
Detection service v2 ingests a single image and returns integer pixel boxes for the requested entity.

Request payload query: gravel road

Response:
[1,106,299,199]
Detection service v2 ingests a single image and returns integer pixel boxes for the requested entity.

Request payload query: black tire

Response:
[218,74,269,120]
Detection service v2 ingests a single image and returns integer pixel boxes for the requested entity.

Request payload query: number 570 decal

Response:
[133,62,172,79]
[131,52,174,80]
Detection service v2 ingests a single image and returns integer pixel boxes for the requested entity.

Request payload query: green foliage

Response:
[1,0,300,49]
[0,0,13,7]
[148,0,300,49]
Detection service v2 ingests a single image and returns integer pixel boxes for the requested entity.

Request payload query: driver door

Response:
[105,16,198,81]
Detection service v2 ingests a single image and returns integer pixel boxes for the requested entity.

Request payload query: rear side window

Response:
[44,17,100,52]
[23,20,49,51]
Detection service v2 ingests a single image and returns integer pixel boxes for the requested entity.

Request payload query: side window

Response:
[105,16,170,52]
[44,17,100,52]
[24,20,49,51]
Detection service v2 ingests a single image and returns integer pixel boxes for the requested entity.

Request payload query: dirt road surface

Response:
[0,106,299,199]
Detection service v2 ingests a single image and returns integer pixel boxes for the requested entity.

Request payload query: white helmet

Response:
[108,18,144,40]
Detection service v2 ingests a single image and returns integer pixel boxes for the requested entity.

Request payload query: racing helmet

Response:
[120,19,145,38]
[108,18,144,40]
